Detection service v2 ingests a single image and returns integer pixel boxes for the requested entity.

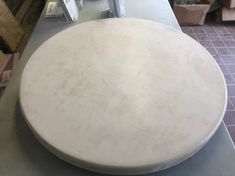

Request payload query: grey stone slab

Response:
[0,0,234,176]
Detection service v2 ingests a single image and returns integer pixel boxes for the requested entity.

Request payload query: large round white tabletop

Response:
[20,19,227,175]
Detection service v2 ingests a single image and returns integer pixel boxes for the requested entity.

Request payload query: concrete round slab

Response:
[20,18,227,175]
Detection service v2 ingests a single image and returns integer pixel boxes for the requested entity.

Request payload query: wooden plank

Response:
[0,53,19,88]
[16,0,34,23]
[0,0,24,51]
[0,70,11,88]
[0,50,7,69]
[0,51,11,76]
[12,53,20,72]
[16,0,44,53]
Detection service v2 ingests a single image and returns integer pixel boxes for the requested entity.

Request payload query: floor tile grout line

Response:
[226,125,235,127]
[232,74,235,80]
[226,110,235,112]
[226,83,235,85]
[228,98,235,109]
[230,99,235,109]
[221,63,235,65]
[211,46,235,49]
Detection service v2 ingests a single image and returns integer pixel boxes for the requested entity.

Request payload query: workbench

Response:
[0,0,235,175]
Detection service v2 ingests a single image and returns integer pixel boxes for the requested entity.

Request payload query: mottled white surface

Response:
[20,19,227,175]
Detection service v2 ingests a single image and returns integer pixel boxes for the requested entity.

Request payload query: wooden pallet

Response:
[16,0,34,23]
[0,0,24,52]
[0,0,35,52]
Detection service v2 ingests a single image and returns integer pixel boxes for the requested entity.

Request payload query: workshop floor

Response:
[181,24,235,145]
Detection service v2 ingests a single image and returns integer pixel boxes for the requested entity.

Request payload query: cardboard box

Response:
[222,7,235,21]
[223,0,235,8]
[173,4,210,25]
